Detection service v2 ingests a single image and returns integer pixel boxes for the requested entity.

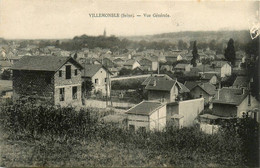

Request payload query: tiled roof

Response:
[124,59,137,66]
[232,76,249,88]
[174,63,189,69]
[0,61,12,67]
[212,61,231,68]
[184,81,201,90]
[195,83,216,95]
[11,56,83,71]
[176,81,190,93]
[81,64,103,77]
[213,88,248,105]
[141,75,173,86]
[126,101,164,115]
[202,73,218,80]
[145,78,177,91]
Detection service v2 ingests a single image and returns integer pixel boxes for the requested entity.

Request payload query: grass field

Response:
[0,103,258,167]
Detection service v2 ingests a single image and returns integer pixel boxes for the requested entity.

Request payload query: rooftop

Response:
[11,56,83,71]
[126,101,164,116]
[213,88,248,105]
[145,78,177,91]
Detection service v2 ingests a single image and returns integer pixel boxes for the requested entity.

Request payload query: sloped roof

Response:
[174,63,189,69]
[232,76,249,88]
[145,78,177,91]
[194,83,216,95]
[126,101,164,115]
[0,61,12,67]
[82,64,102,77]
[213,88,248,105]
[176,81,190,93]
[124,59,138,66]
[202,73,218,80]
[141,75,173,86]
[11,56,83,71]
[184,81,201,90]
[212,61,231,68]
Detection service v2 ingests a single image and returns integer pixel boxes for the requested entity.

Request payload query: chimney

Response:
[242,88,245,94]
[153,80,156,86]
[217,89,220,100]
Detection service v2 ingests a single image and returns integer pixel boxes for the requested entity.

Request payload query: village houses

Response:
[11,56,83,106]
[81,64,112,97]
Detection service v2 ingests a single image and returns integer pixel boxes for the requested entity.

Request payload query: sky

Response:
[0,0,258,39]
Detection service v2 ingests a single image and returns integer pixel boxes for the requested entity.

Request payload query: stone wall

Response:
[13,70,55,104]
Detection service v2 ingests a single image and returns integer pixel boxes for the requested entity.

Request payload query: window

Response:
[95,78,98,84]
[129,124,135,131]
[72,86,77,99]
[74,69,78,76]
[104,78,107,83]
[248,94,251,106]
[59,70,62,77]
[59,88,65,101]
[65,65,71,79]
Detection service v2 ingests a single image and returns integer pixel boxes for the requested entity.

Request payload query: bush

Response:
[0,102,255,167]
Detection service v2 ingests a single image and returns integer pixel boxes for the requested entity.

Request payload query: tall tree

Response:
[245,36,259,100]
[191,41,199,67]
[224,38,236,66]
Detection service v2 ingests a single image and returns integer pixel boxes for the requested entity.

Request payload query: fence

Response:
[200,123,220,134]
[84,99,135,109]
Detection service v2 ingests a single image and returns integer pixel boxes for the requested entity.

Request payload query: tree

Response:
[224,38,236,66]
[82,80,93,98]
[191,41,199,67]
[245,36,259,100]
[1,69,11,80]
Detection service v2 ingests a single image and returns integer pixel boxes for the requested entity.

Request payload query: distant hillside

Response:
[122,30,251,44]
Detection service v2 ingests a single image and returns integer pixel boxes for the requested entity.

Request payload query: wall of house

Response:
[132,61,140,70]
[91,67,111,96]
[237,95,259,118]
[166,103,179,125]
[170,84,178,102]
[127,114,149,131]
[152,62,158,71]
[190,86,211,104]
[221,64,232,77]
[212,103,237,117]
[13,70,55,104]
[54,62,82,106]
[209,76,217,85]
[178,98,204,127]
[148,90,170,102]
[149,105,167,131]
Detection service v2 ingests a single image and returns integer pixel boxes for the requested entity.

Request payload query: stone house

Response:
[211,61,232,78]
[126,101,167,132]
[144,78,189,103]
[81,64,112,97]
[123,59,141,70]
[212,88,259,121]
[173,63,192,72]
[185,82,216,105]
[139,58,158,71]
[200,72,219,85]
[11,56,83,106]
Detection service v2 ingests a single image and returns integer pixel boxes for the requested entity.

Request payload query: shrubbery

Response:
[0,102,258,167]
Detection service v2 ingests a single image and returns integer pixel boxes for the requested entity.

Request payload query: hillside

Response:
[122,30,251,44]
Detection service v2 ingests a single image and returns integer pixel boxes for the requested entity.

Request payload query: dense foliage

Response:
[224,38,236,66]
[0,103,259,167]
